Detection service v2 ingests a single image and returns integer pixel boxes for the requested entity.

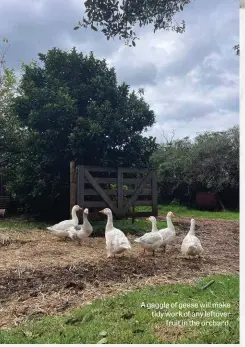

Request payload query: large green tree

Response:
[74,0,191,46]
[8,48,156,217]
[151,126,239,209]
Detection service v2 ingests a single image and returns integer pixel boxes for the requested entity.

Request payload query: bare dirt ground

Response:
[0,217,239,329]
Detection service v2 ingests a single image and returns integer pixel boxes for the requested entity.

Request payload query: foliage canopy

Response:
[75,0,191,46]
[151,126,239,208]
[7,47,156,217]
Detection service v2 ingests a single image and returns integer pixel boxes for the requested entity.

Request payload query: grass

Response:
[92,218,167,236]
[0,204,238,236]
[0,274,239,344]
[0,217,162,236]
[137,204,239,220]
[0,218,48,230]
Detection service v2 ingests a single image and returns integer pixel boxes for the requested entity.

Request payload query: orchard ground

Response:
[0,205,239,343]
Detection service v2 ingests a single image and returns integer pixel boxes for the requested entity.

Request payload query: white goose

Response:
[158,211,176,253]
[99,208,131,258]
[134,216,163,256]
[68,208,93,245]
[46,205,82,240]
[181,218,203,258]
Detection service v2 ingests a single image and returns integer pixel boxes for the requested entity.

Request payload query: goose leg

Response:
[152,250,155,257]
[162,245,166,254]
[86,238,93,247]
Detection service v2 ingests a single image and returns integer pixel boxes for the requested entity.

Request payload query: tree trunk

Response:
[217,195,226,211]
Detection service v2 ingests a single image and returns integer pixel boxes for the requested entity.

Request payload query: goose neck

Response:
[166,216,174,230]
[105,212,114,231]
[188,223,196,236]
[151,218,158,232]
[71,208,79,225]
[83,212,88,225]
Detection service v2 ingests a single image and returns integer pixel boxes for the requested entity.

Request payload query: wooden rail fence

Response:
[70,163,158,218]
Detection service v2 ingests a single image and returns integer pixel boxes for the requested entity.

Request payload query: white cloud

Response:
[0,0,239,142]
[146,110,239,142]
[107,0,239,141]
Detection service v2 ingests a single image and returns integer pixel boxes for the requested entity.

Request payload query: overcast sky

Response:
[0,0,239,142]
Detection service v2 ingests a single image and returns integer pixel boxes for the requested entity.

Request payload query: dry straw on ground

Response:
[0,217,239,329]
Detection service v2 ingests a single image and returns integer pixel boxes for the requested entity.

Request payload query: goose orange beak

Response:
[99,210,104,214]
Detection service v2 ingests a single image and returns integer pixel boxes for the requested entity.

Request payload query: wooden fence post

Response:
[77,165,84,208]
[70,161,76,212]
[117,167,124,217]
[152,170,158,216]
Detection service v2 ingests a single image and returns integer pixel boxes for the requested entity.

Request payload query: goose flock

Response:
[46,205,203,259]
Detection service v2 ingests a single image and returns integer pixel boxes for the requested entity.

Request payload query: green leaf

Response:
[132,41,136,47]
[83,17,90,25]
[91,25,98,31]
[73,26,80,30]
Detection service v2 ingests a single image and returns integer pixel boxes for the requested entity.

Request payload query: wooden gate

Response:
[70,163,158,218]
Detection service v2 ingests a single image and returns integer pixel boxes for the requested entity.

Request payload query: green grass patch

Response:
[0,274,239,344]
[0,204,238,235]
[0,218,48,230]
[137,204,239,220]
[91,218,167,237]
[0,217,164,236]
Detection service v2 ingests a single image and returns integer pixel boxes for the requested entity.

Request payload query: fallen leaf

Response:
[97,337,107,344]
[82,313,94,323]
[99,331,107,337]
[22,331,33,337]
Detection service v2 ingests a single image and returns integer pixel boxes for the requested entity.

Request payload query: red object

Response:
[196,192,217,209]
